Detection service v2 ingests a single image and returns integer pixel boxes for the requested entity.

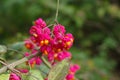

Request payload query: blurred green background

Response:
[0,0,120,80]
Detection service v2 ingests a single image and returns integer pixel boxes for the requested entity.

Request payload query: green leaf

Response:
[9,42,24,50]
[48,58,70,80]
[28,70,44,80]
[0,74,10,80]
[39,64,49,78]
[0,45,7,55]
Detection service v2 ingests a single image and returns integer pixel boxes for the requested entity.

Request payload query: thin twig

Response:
[0,60,21,77]
[47,24,54,28]
[0,52,39,74]
[0,60,7,66]
[54,0,60,24]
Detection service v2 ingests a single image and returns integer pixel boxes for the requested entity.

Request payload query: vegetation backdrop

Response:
[0,0,120,80]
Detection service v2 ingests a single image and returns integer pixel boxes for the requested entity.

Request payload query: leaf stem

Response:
[55,0,60,24]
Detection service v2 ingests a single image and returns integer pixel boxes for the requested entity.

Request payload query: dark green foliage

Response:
[0,0,120,80]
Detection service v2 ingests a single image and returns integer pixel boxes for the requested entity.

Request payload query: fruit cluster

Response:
[9,18,79,80]
[25,18,74,65]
